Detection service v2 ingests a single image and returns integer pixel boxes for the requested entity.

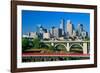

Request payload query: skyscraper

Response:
[54,28,62,39]
[36,24,45,39]
[66,20,73,37]
[50,26,55,38]
[77,24,83,36]
[60,19,65,36]
[73,30,76,37]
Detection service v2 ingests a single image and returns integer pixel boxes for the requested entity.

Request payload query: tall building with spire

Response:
[66,20,73,37]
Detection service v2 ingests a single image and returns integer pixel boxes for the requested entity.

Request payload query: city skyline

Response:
[22,10,90,34]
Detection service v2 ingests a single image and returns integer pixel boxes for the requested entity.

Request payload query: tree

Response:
[84,37,90,41]
[49,45,55,51]
[40,42,49,49]
[33,37,40,48]
[55,45,67,52]
[22,38,30,52]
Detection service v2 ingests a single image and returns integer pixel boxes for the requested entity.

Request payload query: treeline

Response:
[22,37,57,52]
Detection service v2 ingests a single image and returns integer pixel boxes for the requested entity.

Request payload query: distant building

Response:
[23,19,89,41]
[58,37,64,40]
[36,24,41,34]
[22,34,29,38]
[36,24,47,39]
[50,26,55,38]
[43,32,50,39]
[77,24,83,37]
[39,25,44,34]
[28,32,38,38]
[54,28,62,39]
[81,31,88,38]
[22,32,38,39]
[66,20,73,37]
[73,30,76,37]
[43,28,47,33]
[60,19,65,36]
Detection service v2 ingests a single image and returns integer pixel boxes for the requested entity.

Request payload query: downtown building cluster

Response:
[23,19,89,41]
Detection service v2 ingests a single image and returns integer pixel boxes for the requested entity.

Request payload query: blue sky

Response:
[22,10,90,34]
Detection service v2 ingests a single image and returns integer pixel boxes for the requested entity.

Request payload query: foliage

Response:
[84,37,90,41]
[49,45,56,51]
[55,45,67,52]
[22,38,30,52]
[32,37,40,48]
[40,42,49,49]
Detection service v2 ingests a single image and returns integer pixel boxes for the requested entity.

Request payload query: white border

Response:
[17,5,94,68]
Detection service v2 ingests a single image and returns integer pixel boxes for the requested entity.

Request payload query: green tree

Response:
[33,37,40,48]
[84,37,90,41]
[56,45,67,52]
[40,42,49,49]
[22,38,30,52]
[49,45,55,51]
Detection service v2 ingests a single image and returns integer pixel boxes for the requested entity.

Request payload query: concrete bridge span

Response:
[40,40,90,54]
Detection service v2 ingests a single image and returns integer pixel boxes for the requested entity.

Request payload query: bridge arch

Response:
[55,44,67,51]
[40,43,51,49]
[69,43,83,53]
[69,43,83,49]
[44,44,52,48]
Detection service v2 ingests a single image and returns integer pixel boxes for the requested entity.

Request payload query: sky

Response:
[22,10,90,34]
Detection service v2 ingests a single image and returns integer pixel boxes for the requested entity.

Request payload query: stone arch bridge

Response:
[40,40,90,54]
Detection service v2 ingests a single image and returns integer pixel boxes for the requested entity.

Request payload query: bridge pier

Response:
[67,43,70,52]
[51,43,54,46]
[83,42,88,54]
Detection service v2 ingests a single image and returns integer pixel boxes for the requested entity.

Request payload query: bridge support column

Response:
[67,43,70,52]
[51,43,54,46]
[83,42,88,54]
